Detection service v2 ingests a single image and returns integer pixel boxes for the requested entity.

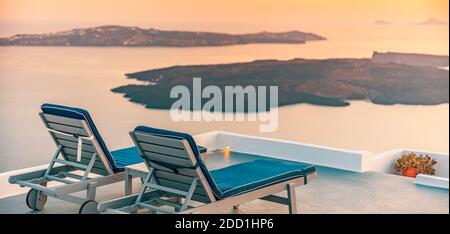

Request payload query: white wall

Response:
[416,174,449,189]
[195,131,373,172]
[403,149,449,178]
[371,148,449,189]
[370,149,404,174]
[193,131,219,151]
[371,148,449,178]
[195,132,449,177]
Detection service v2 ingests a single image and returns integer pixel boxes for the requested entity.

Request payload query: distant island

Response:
[374,20,392,25]
[112,52,449,111]
[413,17,448,26]
[0,25,325,47]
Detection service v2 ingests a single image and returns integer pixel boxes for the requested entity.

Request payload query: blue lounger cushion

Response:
[210,159,315,198]
[110,147,144,169]
[134,126,315,200]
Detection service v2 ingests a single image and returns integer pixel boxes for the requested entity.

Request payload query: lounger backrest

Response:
[131,127,216,203]
[40,104,117,175]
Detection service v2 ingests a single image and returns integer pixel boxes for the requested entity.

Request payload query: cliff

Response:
[372,51,449,67]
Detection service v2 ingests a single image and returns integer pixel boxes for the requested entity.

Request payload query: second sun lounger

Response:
[98,126,317,214]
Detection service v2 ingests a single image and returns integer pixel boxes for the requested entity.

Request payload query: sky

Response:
[0,0,448,35]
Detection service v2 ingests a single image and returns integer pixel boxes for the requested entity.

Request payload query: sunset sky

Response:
[0,0,448,35]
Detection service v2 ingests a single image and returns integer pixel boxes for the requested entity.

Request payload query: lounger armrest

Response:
[197,145,207,154]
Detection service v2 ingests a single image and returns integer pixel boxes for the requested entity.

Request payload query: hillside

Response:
[0,25,325,47]
[112,55,449,111]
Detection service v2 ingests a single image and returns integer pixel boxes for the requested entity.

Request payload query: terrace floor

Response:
[0,151,448,214]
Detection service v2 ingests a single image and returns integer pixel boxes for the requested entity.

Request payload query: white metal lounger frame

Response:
[8,113,125,214]
[98,131,316,214]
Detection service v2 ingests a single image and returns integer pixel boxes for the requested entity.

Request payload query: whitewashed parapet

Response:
[195,131,373,172]
[372,148,449,189]
[416,174,449,189]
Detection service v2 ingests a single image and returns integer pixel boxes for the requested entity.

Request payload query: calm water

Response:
[0,25,448,172]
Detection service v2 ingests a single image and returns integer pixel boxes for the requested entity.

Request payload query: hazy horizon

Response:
[0,0,448,37]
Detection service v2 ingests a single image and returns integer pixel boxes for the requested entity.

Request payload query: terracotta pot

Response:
[402,167,417,178]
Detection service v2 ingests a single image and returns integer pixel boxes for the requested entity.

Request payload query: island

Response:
[112,52,449,111]
[372,51,449,67]
[374,20,392,25]
[413,17,448,26]
[0,25,325,47]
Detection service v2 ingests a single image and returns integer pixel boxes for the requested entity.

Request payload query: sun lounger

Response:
[7,104,146,213]
[98,126,317,214]
[7,104,206,214]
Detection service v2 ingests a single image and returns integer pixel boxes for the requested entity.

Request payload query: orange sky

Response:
[0,0,448,35]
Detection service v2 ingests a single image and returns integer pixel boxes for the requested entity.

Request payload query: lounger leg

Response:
[128,171,139,214]
[33,181,48,206]
[286,183,298,214]
[86,181,98,201]
[179,178,198,212]
[135,169,154,204]
[172,197,184,212]
[125,170,133,196]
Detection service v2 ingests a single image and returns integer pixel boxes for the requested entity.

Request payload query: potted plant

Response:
[394,152,437,178]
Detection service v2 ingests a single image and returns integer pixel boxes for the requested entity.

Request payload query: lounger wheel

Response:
[79,200,100,214]
[26,189,47,211]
